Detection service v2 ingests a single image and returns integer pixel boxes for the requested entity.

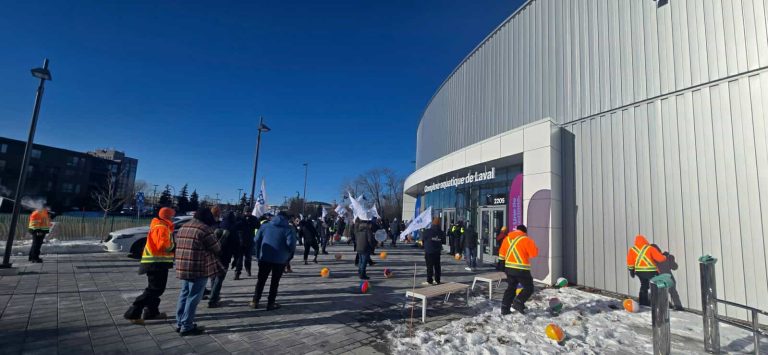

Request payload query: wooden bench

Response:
[471,272,507,299]
[404,282,470,323]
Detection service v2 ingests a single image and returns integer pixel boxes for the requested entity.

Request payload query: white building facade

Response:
[403,0,768,319]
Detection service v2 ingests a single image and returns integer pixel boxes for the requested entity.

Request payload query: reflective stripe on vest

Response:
[141,223,174,264]
[633,245,657,272]
[504,236,530,270]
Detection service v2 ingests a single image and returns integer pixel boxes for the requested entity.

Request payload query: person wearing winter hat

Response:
[124,207,176,322]
[421,217,446,285]
[174,207,222,336]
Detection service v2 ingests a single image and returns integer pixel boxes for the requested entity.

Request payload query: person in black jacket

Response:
[234,212,261,279]
[299,216,319,264]
[422,217,445,285]
[209,211,239,308]
[462,224,479,271]
[351,218,376,280]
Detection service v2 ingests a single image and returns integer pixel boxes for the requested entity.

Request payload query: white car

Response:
[104,216,193,258]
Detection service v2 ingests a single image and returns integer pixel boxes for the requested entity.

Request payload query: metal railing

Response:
[700,255,766,354]
[0,214,151,241]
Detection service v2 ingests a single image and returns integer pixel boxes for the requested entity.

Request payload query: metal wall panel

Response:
[410,0,768,316]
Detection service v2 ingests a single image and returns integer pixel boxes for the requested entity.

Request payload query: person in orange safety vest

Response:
[627,234,667,306]
[27,207,52,263]
[124,207,176,322]
[499,225,538,315]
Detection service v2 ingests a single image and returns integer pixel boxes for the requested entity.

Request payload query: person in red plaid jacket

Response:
[173,207,222,336]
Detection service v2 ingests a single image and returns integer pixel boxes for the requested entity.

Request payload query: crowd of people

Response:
[119,205,676,336]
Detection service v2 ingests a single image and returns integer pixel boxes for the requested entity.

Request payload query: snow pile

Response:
[390,287,766,354]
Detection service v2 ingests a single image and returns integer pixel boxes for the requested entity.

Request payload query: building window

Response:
[64,169,76,176]
[74,184,81,194]
[31,149,41,159]
[0,144,7,154]
[46,181,53,192]
[0,160,5,171]
[66,156,80,167]
[62,183,74,193]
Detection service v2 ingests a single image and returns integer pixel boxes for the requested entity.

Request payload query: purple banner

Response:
[508,173,523,228]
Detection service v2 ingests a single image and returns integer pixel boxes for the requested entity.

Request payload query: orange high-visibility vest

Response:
[141,218,175,264]
[28,210,51,231]
[626,235,666,272]
[498,231,538,270]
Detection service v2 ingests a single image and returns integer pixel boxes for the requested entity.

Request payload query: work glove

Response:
[630,269,636,279]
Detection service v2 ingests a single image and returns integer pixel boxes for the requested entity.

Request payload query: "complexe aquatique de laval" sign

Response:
[424,167,496,193]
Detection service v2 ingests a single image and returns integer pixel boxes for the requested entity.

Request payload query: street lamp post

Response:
[302,163,308,215]
[2,59,52,270]
[249,117,271,209]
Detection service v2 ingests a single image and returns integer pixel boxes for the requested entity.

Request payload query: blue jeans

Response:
[465,247,477,268]
[357,252,369,277]
[209,270,227,304]
[176,277,207,332]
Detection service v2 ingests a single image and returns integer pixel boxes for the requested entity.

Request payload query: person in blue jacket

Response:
[249,211,297,311]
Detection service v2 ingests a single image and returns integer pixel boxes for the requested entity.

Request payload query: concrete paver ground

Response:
[0,243,498,354]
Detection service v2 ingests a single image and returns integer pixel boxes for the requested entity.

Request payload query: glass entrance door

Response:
[440,209,456,245]
[477,207,506,264]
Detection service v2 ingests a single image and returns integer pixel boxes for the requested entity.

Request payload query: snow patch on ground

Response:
[1,238,105,255]
[389,287,767,354]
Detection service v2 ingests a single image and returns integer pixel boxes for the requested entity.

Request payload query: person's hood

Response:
[271,214,290,228]
[634,235,650,247]
[151,217,173,227]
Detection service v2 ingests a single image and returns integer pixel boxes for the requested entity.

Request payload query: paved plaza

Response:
[0,243,490,354]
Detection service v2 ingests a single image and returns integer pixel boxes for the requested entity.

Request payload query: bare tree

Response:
[339,168,406,222]
[91,168,132,219]
[359,169,385,211]
[384,169,404,216]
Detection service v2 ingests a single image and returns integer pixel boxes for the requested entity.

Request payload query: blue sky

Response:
[0,0,524,205]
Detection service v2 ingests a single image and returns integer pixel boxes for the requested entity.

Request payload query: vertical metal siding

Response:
[413,0,768,316]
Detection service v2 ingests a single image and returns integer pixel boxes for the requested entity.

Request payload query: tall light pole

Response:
[302,162,308,215]
[249,117,270,209]
[2,59,52,270]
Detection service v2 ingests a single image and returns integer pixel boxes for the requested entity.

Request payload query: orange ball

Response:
[623,299,639,313]
[320,267,330,278]
[545,323,565,342]
[379,252,388,260]
[334,253,343,260]
[454,253,462,260]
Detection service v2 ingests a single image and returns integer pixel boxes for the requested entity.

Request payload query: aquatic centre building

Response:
[402,0,768,319]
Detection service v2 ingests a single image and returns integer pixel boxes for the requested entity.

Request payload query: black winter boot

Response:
[123,306,142,320]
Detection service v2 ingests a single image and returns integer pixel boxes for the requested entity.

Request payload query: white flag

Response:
[252,179,268,218]
[334,204,346,216]
[0,197,4,209]
[321,207,327,219]
[348,192,369,221]
[369,204,380,219]
[400,206,432,241]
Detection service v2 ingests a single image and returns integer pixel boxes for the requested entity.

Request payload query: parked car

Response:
[104,216,193,258]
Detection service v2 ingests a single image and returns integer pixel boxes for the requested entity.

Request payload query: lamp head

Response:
[31,67,51,81]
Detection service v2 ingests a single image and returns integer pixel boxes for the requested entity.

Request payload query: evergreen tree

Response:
[189,190,200,212]
[177,184,190,212]
[158,186,173,208]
